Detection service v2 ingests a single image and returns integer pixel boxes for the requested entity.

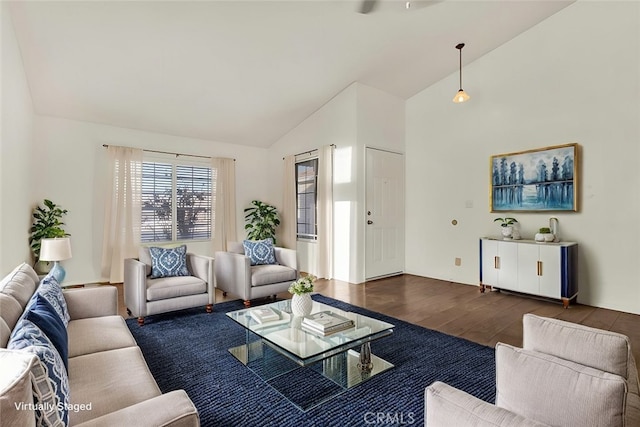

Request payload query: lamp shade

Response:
[453,89,470,103]
[39,238,72,262]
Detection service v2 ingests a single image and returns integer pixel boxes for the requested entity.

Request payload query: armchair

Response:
[124,247,214,325]
[214,241,298,307]
[425,314,640,427]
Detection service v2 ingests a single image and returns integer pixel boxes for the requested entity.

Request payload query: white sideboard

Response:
[479,238,578,308]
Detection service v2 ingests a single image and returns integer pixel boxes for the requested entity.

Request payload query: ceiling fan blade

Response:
[359,0,378,14]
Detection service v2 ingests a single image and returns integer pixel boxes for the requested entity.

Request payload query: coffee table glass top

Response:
[226,299,394,363]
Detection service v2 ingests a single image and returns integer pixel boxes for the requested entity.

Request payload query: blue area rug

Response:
[126,295,495,426]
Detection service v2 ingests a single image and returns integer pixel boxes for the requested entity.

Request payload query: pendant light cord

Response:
[459,48,463,90]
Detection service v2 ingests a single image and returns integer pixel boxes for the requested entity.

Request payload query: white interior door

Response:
[365,148,405,280]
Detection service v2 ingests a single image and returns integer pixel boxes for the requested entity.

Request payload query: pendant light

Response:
[453,43,470,103]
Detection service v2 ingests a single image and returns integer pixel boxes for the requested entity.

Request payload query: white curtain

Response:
[317,145,334,279]
[281,155,297,249]
[101,146,143,283]
[212,158,237,252]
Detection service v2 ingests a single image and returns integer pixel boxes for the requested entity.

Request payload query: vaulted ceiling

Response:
[7,1,573,147]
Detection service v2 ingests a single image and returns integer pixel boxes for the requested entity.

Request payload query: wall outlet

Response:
[455,257,462,266]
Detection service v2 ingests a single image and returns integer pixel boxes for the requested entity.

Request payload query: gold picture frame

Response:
[490,143,578,212]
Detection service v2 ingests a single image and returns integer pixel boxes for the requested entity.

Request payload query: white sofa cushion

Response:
[426,381,550,427]
[523,314,634,381]
[67,316,137,358]
[68,346,162,425]
[0,350,38,427]
[0,263,40,347]
[250,264,297,287]
[496,342,627,427]
[146,276,206,301]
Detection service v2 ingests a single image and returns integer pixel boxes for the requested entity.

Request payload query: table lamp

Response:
[39,237,72,283]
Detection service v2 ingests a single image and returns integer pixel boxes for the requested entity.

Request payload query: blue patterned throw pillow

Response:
[8,319,70,427]
[149,245,190,278]
[25,293,69,370]
[243,239,277,266]
[37,274,70,326]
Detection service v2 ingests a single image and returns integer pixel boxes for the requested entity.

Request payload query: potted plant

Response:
[494,217,518,240]
[244,200,280,244]
[29,199,70,272]
[535,227,555,243]
[288,275,316,317]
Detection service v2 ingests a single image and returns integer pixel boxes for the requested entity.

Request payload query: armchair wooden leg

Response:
[126,308,132,316]
[137,317,144,326]
[206,304,213,313]
[243,300,251,307]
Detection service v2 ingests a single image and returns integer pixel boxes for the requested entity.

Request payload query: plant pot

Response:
[544,233,555,242]
[291,293,313,317]
[501,226,513,240]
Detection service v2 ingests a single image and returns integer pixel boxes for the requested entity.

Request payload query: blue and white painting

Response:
[491,143,577,212]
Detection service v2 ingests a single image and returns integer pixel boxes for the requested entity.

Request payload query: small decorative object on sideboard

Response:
[494,217,518,240]
[549,217,559,242]
[535,227,555,243]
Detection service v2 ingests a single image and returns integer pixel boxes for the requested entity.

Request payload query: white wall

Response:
[269,82,405,283]
[405,1,640,313]
[269,84,358,279]
[356,84,406,281]
[0,3,35,273]
[32,116,269,285]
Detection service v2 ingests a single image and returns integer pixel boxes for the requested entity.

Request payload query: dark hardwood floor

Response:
[116,274,640,362]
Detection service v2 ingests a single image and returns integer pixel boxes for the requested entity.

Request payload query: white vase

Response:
[291,293,313,317]
[501,226,513,240]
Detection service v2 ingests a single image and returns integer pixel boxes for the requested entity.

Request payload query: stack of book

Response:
[301,311,355,336]
[250,307,280,323]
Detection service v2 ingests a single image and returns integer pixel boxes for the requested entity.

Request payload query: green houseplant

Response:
[493,217,518,227]
[29,199,70,262]
[244,200,280,244]
[494,217,518,240]
[535,227,555,243]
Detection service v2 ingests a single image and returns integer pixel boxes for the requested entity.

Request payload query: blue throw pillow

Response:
[243,239,277,266]
[37,274,70,326]
[25,293,69,370]
[8,319,70,426]
[149,245,190,278]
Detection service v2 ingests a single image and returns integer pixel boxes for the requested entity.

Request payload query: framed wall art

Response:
[490,143,578,212]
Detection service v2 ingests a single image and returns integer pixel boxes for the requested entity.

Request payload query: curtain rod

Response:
[283,144,336,160]
[102,144,235,161]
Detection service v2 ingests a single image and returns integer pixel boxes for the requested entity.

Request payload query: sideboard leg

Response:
[479,284,486,293]
[562,298,570,309]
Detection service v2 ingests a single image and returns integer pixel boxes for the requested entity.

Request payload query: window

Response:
[141,160,213,243]
[296,158,318,240]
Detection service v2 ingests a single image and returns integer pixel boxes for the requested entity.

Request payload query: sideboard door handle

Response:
[537,261,543,276]
[494,256,499,269]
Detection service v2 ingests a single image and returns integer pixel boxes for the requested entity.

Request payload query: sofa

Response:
[425,314,640,427]
[0,262,200,426]
[214,241,297,307]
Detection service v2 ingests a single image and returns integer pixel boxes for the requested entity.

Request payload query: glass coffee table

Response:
[226,299,394,410]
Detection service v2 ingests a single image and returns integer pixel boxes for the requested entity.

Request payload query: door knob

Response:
[367,220,373,225]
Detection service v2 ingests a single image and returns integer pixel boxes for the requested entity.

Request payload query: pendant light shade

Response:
[453,43,470,103]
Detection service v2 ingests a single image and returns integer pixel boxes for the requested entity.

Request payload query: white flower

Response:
[288,275,317,295]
